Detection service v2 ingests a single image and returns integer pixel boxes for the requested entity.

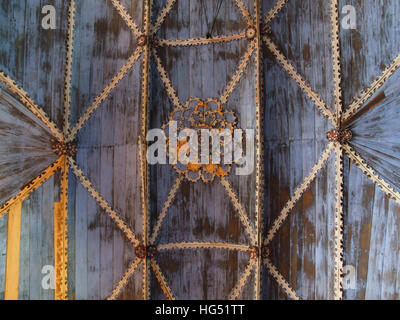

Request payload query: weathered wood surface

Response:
[0,0,400,300]
[67,0,143,299]
[0,89,58,206]
[262,0,400,300]
[339,0,400,300]
[261,0,336,300]
[18,176,56,300]
[149,0,258,299]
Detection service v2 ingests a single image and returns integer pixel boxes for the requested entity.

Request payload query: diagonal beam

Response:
[68,157,140,246]
[264,143,334,246]
[152,48,183,109]
[228,258,256,300]
[0,71,63,141]
[108,258,142,300]
[264,256,300,300]
[343,52,400,123]
[220,40,256,105]
[67,47,143,142]
[220,177,257,245]
[263,36,336,126]
[150,258,176,300]
[149,176,184,245]
[342,143,400,205]
[150,0,177,35]
[264,0,289,24]
[110,0,142,37]
[233,0,254,25]
[0,157,64,218]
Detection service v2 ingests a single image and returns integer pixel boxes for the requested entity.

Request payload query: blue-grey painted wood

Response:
[18,177,55,300]
[0,214,7,299]
[73,147,88,300]
[340,0,400,300]
[339,0,400,111]
[262,0,336,300]
[66,171,76,300]
[348,69,400,193]
[67,0,144,300]
[0,89,58,207]
[19,195,30,300]
[0,0,68,129]
[150,0,258,299]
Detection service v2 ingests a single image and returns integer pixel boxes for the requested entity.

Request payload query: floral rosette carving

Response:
[163,98,237,183]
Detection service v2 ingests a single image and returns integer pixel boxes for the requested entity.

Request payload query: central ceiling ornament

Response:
[163,98,237,183]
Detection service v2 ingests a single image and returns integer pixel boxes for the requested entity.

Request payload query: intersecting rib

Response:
[0,71,63,141]
[220,177,257,245]
[264,256,300,300]
[0,156,64,218]
[68,157,140,246]
[110,0,142,37]
[151,258,176,300]
[220,40,256,105]
[108,258,142,300]
[229,258,255,300]
[149,176,184,245]
[342,143,400,205]
[233,0,254,25]
[264,143,334,246]
[152,48,183,109]
[263,36,336,125]
[67,47,143,141]
[264,0,289,24]
[343,52,400,123]
[150,0,177,35]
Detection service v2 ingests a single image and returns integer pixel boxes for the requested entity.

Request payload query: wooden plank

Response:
[343,160,374,300]
[40,176,54,300]
[28,180,42,299]
[66,169,76,300]
[99,98,115,299]
[380,200,400,299]
[339,0,400,110]
[74,148,88,300]
[4,201,22,300]
[0,214,8,299]
[18,196,30,299]
[86,147,101,300]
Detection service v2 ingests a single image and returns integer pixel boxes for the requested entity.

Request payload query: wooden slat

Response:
[4,201,22,300]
